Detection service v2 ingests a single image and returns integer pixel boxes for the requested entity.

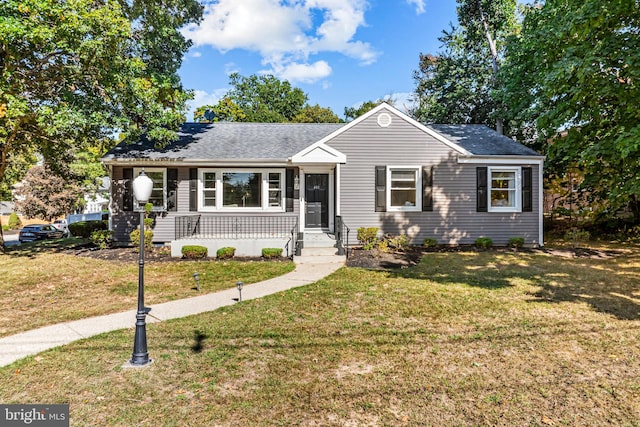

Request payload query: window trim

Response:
[487,166,522,213]
[133,167,166,212]
[386,165,422,212]
[197,168,286,212]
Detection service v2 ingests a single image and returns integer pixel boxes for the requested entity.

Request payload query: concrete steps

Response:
[295,233,345,264]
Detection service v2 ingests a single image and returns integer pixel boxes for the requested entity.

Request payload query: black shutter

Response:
[286,168,294,212]
[189,168,198,212]
[375,166,386,212]
[123,168,133,212]
[477,167,488,212]
[167,168,178,212]
[422,166,433,212]
[522,167,533,212]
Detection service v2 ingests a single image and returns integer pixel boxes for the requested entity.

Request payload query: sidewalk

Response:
[0,259,344,367]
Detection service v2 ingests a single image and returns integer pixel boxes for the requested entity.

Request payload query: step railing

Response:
[335,215,351,258]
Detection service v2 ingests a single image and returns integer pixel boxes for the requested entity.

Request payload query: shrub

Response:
[508,237,525,249]
[262,248,283,259]
[91,230,113,249]
[68,220,107,238]
[130,229,154,251]
[357,227,379,250]
[7,212,21,230]
[378,233,411,252]
[182,245,208,259]
[474,237,493,249]
[423,238,438,248]
[217,246,235,259]
[1,225,8,231]
[564,228,590,246]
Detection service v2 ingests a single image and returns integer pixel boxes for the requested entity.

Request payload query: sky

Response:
[179,0,460,121]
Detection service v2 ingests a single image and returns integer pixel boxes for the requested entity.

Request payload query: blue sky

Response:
[179,0,459,120]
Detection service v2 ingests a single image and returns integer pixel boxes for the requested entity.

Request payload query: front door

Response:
[305,174,329,228]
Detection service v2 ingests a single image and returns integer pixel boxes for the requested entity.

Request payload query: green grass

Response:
[1,244,640,425]
[0,239,294,336]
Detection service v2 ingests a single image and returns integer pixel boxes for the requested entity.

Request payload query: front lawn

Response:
[1,243,639,425]
[0,241,294,336]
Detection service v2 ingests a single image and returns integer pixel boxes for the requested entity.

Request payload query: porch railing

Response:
[175,215,299,241]
[335,215,351,258]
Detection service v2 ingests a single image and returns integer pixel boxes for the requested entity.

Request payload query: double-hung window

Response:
[133,167,166,211]
[488,167,521,212]
[198,169,284,211]
[387,166,421,212]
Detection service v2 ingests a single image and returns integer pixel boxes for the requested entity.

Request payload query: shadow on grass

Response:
[3,238,90,258]
[382,247,640,321]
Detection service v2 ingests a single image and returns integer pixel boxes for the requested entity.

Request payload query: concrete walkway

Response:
[0,258,344,368]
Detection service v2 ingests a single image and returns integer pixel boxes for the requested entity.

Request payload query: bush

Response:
[90,230,113,249]
[262,248,283,259]
[423,238,438,248]
[378,234,410,252]
[474,237,493,249]
[68,220,107,238]
[130,229,154,251]
[7,212,21,230]
[564,228,590,246]
[217,246,235,259]
[357,227,379,250]
[508,237,525,249]
[182,245,208,259]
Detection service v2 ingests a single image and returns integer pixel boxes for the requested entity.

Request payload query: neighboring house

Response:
[0,201,14,215]
[82,177,110,214]
[102,103,544,257]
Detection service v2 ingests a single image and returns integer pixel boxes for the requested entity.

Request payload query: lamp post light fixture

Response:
[130,169,154,366]
[193,272,201,291]
[236,281,244,302]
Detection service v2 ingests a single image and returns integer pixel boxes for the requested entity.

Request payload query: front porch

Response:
[169,215,352,259]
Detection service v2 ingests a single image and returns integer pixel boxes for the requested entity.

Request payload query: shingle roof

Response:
[427,124,541,156]
[102,121,541,163]
[102,122,345,162]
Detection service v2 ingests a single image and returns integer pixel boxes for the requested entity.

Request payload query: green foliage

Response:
[226,73,308,122]
[508,237,525,249]
[216,247,236,260]
[474,237,493,249]
[91,230,113,250]
[261,248,283,259]
[378,234,411,253]
[344,99,387,121]
[2,225,9,231]
[357,227,379,250]
[423,238,438,248]
[69,220,107,238]
[181,245,208,259]
[129,229,154,251]
[564,229,591,246]
[7,212,21,230]
[293,104,340,123]
[194,98,247,123]
[0,0,202,188]
[501,1,640,220]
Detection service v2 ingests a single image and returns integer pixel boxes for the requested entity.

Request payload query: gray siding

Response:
[110,166,300,244]
[328,110,541,246]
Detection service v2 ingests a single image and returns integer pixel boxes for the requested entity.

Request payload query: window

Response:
[488,167,521,212]
[133,168,166,211]
[387,166,421,211]
[198,169,284,211]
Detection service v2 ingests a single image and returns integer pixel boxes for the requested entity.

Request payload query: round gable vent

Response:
[377,112,392,128]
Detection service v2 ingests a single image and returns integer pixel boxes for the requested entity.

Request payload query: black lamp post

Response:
[130,169,154,366]
[236,281,244,302]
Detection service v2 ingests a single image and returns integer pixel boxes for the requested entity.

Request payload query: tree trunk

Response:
[0,225,5,254]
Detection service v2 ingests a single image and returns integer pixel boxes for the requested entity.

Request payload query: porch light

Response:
[193,272,201,291]
[294,175,300,190]
[236,281,244,302]
[129,169,154,366]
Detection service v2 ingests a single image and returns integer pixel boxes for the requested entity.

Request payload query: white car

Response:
[52,219,69,236]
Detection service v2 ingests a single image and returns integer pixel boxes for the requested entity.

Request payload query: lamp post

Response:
[236,281,244,302]
[130,169,154,366]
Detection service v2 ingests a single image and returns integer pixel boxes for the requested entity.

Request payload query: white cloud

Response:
[406,0,426,15]
[190,51,203,58]
[182,0,378,83]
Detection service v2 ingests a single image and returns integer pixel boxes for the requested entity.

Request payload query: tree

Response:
[194,98,247,123]
[344,99,387,121]
[412,0,517,131]
[501,0,640,221]
[0,0,202,187]
[293,104,340,123]
[225,73,308,122]
[14,166,82,222]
